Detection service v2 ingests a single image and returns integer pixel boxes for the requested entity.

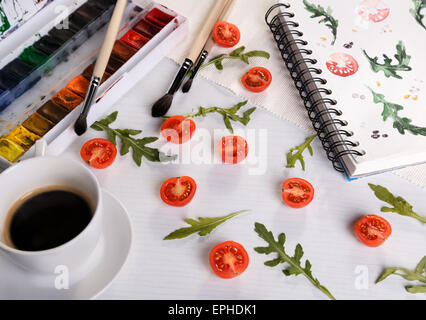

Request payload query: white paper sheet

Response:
[58,59,426,300]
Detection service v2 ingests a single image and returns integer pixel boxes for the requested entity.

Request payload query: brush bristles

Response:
[152,94,173,117]
[74,114,88,136]
[182,79,193,93]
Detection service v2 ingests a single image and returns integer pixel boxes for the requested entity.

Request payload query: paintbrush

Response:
[151,0,229,117]
[74,0,127,136]
[182,0,236,93]
[181,45,208,94]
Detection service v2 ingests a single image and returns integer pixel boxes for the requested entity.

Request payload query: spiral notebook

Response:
[266,0,426,179]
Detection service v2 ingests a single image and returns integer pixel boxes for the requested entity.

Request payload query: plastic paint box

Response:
[0,0,188,170]
[0,3,115,112]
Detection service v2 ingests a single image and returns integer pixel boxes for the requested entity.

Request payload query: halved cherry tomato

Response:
[241,67,272,93]
[161,116,196,144]
[212,21,241,48]
[326,53,359,77]
[282,178,314,208]
[209,241,249,279]
[355,214,392,247]
[357,0,390,23]
[219,136,248,164]
[160,176,197,207]
[80,138,117,169]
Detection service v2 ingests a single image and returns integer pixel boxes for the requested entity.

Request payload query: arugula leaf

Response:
[286,134,317,171]
[303,0,338,45]
[415,256,426,274]
[254,222,336,300]
[163,210,250,240]
[410,0,426,30]
[91,111,177,166]
[368,184,426,224]
[199,46,270,71]
[166,101,256,134]
[376,256,426,294]
[376,267,426,283]
[363,41,412,79]
[369,88,426,136]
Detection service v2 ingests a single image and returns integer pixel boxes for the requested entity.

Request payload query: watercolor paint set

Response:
[0,0,187,169]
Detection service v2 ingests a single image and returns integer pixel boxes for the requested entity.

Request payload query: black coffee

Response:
[7,188,93,251]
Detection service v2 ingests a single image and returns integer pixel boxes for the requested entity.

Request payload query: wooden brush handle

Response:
[221,0,236,21]
[187,0,229,62]
[93,0,127,79]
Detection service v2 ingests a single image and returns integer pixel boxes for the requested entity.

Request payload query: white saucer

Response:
[0,189,132,300]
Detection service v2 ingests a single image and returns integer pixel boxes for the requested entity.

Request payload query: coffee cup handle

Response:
[35,139,48,157]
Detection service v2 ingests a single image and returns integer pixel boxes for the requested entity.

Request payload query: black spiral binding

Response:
[265,3,364,173]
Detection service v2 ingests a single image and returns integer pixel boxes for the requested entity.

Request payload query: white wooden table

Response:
[61,58,426,300]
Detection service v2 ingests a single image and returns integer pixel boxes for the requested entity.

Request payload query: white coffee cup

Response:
[0,156,103,274]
